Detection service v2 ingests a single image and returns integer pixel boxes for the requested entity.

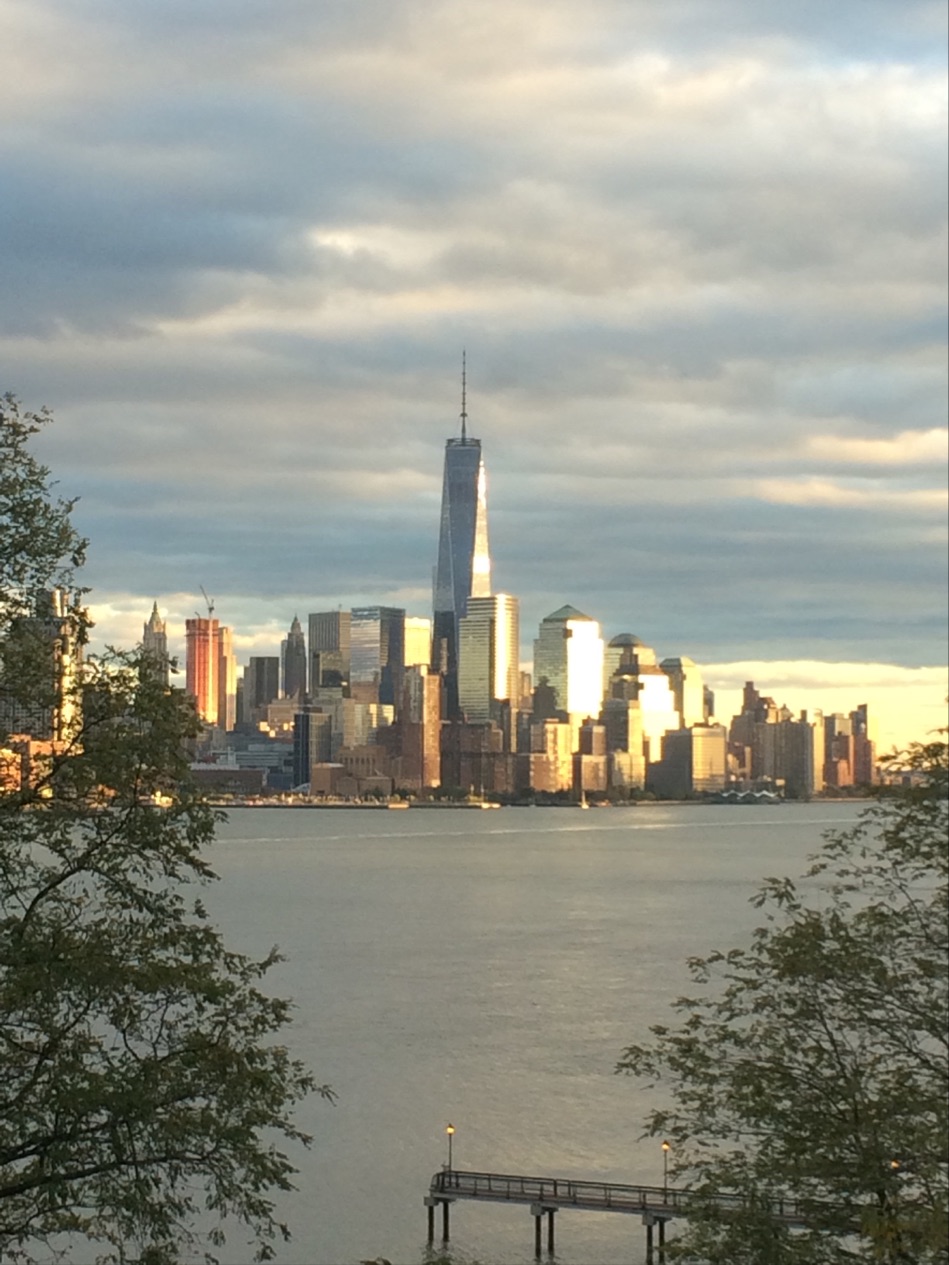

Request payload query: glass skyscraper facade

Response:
[457,593,519,724]
[350,606,405,706]
[433,426,491,716]
[533,605,604,739]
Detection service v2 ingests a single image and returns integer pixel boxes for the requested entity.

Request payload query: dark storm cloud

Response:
[2,0,946,698]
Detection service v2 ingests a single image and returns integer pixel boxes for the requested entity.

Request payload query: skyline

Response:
[4,0,946,751]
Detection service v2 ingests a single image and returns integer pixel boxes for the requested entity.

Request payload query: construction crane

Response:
[199,585,215,619]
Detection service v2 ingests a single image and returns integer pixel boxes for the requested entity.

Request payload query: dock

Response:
[425,1167,828,1261]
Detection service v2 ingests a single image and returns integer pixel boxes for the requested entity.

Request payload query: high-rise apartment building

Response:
[186,617,220,725]
[308,610,351,690]
[399,665,441,789]
[185,615,236,731]
[350,606,405,706]
[457,593,519,725]
[432,368,491,717]
[522,717,574,793]
[534,606,604,740]
[142,602,169,687]
[282,615,307,700]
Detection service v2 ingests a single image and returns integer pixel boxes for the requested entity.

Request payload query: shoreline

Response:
[208,796,867,810]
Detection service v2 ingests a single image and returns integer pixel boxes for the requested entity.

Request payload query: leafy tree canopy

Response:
[619,738,948,1263]
[1,396,329,1264]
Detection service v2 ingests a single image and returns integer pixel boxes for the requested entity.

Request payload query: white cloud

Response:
[805,428,947,467]
[753,478,946,511]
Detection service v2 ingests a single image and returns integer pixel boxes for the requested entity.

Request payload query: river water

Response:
[203,801,866,1265]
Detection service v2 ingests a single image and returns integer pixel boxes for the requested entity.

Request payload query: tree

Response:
[0,395,329,1264]
[618,738,949,1263]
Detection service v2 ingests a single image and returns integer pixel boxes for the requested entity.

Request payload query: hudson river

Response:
[204,802,866,1265]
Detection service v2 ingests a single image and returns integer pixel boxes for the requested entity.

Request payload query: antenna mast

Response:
[460,350,467,443]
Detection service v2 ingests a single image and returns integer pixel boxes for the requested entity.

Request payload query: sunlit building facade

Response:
[404,616,432,669]
[217,625,237,732]
[399,664,441,789]
[533,605,604,742]
[648,724,727,797]
[184,615,237,732]
[521,718,574,793]
[604,634,679,763]
[457,593,519,725]
[660,656,706,727]
[186,617,220,726]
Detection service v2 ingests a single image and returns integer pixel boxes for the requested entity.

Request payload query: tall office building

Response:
[606,634,679,763]
[648,725,727,797]
[457,594,519,724]
[308,610,351,689]
[432,364,491,717]
[404,616,432,669]
[660,656,707,727]
[282,615,307,700]
[142,602,169,687]
[244,656,280,715]
[217,625,237,732]
[850,703,877,785]
[822,709,876,788]
[350,606,405,706]
[533,606,604,742]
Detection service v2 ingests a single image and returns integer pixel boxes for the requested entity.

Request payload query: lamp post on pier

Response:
[445,1123,455,1174]
[662,1140,670,1200]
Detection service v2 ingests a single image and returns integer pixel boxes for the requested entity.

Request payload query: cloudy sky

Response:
[4,0,947,748]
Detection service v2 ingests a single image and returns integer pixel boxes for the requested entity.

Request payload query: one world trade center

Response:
[433,361,491,717]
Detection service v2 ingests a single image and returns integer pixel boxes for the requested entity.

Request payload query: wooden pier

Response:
[425,1167,820,1261]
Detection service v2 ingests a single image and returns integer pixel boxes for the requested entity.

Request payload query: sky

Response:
[3,0,947,751]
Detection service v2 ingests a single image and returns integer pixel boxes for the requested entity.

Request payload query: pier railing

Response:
[430,1167,819,1226]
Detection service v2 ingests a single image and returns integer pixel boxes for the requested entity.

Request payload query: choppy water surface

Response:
[204,802,865,1265]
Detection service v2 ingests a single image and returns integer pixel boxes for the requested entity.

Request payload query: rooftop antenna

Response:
[199,585,215,619]
[460,349,467,443]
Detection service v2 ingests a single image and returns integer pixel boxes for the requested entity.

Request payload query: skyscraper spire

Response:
[460,349,467,443]
[143,601,169,687]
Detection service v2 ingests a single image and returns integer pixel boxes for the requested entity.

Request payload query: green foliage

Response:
[618,740,949,1264]
[0,395,86,631]
[0,399,328,1263]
